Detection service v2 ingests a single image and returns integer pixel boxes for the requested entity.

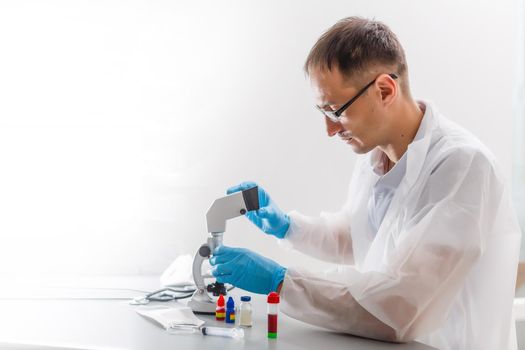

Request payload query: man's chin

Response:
[347,141,373,154]
[350,146,367,154]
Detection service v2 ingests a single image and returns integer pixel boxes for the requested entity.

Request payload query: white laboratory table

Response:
[0,276,437,350]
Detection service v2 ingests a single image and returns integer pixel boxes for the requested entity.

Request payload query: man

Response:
[210,17,521,349]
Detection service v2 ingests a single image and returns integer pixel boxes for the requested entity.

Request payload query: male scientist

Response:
[210,17,521,349]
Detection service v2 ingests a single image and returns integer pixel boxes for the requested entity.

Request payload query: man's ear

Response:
[376,73,397,106]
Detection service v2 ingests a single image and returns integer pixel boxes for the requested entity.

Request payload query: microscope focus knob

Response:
[199,244,211,257]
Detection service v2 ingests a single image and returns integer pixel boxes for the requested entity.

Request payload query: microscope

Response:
[188,186,259,314]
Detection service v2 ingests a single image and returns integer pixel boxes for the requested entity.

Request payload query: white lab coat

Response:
[280,101,521,350]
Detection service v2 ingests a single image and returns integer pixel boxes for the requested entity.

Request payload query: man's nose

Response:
[325,116,344,137]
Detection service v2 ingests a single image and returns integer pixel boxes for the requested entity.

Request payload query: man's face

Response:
[309,67,390,154]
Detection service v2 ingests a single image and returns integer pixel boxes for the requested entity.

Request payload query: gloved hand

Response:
[227,181,290,239]
[210,245,286,295]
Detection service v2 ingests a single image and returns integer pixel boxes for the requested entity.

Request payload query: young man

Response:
[210,17,521,349]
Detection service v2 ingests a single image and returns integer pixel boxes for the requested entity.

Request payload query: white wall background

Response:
[0,0,521,278]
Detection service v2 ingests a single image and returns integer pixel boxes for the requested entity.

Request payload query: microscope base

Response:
[188,289,217,315]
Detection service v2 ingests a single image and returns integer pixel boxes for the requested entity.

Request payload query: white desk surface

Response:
[0,276,437,350]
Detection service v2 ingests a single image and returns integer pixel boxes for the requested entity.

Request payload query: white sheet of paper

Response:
[136,305,205,330]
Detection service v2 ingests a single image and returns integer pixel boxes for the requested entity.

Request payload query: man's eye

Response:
[319,104,339,112]
[323,105,337,112]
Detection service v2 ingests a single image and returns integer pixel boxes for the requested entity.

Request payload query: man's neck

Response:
[379,100,424,164]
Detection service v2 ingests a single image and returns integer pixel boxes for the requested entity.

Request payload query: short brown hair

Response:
[305,17,409,91]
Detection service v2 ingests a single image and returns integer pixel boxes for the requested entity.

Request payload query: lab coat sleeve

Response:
[282,158,365,265]
[280,148,503,342]
[284,207,354,264]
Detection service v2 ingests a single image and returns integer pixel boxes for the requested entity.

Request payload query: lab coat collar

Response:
[404,100,436,188]
[374,153,407,191]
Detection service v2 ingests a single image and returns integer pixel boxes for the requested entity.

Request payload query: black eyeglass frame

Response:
[316,73,398,123]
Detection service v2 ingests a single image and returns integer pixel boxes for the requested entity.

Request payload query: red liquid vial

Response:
[267,292,280,339]
[216,294,225,321]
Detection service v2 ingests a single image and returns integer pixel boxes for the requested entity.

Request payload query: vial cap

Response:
[267,292,280,304]
[227,296,235,308]
[217,294,225,307]
[241,296,251,302]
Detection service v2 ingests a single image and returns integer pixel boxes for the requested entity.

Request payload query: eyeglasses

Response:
[316,73,398,123]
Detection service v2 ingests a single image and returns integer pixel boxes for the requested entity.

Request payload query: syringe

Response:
[201,326,244,339]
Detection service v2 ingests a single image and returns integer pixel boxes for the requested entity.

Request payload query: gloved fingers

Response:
[257,207,280,218]
[226,181,258,195]
[209,253,233,266]
[212,245,236,256]
[248,207,279,223]
[210,246,245,265]
[257,208,285,231]
[211,261,237,277]
[246,211,264,227]
[211,266,227,278]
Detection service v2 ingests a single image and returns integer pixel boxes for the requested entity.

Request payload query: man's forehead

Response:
[313,89,337,106]
[309,66,346,86]
[309,67,355,104]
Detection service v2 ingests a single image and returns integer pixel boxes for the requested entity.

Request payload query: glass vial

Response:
[239,295,253,327]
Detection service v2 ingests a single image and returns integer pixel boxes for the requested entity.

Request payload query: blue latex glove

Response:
[227,181,290,239]
[210,245,286,295]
